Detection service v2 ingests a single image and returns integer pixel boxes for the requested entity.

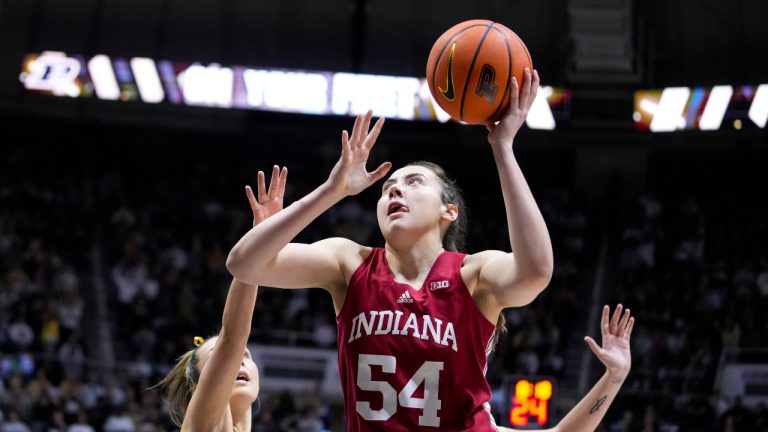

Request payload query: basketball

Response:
[426,19,533,125]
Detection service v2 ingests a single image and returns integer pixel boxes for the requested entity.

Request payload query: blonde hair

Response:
[153,346,204,427]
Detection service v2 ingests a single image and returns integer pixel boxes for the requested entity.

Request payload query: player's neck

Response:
[385,238,444,280]
[230,404,252,432]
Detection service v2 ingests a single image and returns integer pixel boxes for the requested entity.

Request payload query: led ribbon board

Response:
[20,51,570,130]
[634,85,768,132]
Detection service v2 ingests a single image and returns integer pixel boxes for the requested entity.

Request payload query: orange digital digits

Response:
[509,379,553,426]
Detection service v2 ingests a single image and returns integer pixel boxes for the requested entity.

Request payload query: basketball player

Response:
[158,164,630,431]
[226,69,553,430]
[154,166,287,430]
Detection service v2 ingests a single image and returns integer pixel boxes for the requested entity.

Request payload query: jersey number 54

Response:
[356,354,444,427]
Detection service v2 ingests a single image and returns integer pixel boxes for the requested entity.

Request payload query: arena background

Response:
[1,0,767,430]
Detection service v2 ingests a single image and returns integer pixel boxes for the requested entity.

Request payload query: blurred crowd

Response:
[606,191,768,431]
[0,154,338,431]
[2,141,767,431]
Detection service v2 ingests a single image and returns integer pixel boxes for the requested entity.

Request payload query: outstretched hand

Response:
[486,68,539,148]
[246,165,288,226]
[326,110,392,198]
[584,304,634,376]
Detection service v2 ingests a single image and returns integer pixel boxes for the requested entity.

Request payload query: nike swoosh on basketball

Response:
[439,43,456,101]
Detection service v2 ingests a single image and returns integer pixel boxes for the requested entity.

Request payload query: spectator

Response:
[1,409,30,432]
[67,412,95,432]
[103,405,135,432]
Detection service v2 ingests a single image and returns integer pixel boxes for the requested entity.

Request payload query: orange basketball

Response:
[426,20,533,125]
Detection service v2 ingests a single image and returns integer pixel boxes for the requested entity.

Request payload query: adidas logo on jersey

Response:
[396,290,414,303]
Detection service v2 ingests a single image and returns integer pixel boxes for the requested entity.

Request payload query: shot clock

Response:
[503,376,556,429]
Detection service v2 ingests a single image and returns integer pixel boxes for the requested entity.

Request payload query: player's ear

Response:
[442,203,458,222]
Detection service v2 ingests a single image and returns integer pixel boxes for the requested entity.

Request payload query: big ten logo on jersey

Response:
[429,280,450,291]
[21,52,81,94]
[475,65,499,104]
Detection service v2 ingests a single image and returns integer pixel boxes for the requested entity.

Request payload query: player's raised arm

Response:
[158,170,288,431]
[498,305,634,432]
[475,68,554,308]
[226,111,391,294]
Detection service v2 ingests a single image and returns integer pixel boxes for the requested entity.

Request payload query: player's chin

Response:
[381,224,403,244]
[230,383,259,402]
[381,221,411,239]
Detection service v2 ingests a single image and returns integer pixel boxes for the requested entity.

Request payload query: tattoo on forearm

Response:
[589,396,607,414]
[611,377,624,384]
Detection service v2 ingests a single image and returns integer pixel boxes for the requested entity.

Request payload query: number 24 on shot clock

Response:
[508,378,554,428]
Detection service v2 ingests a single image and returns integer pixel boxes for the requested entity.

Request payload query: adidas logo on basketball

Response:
[396,291,414,303]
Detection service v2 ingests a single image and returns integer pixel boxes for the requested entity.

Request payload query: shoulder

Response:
[459,250,505,291]
[312,237,373,280]
[465,249,507,263]
[462,250,508,274]
[460,250,510,304]
[312,237,372,261]
[312,238,374,312]
[312,236,363,251]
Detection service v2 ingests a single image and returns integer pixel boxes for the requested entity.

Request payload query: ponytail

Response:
[152,347,202,427]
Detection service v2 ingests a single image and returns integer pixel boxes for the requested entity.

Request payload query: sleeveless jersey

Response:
[336,248,498,431]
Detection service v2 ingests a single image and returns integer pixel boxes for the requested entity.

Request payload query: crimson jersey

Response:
[336,248,499,431]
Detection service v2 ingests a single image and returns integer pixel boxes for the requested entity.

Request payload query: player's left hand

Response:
[246,165,288,227]
[486,68,539,148]
[584,304,634,377]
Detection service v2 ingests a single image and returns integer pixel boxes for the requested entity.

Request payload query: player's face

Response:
[377,165,453,241]
[195,336,260,405]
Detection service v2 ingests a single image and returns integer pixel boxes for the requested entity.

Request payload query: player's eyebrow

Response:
[382,173,426,191]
